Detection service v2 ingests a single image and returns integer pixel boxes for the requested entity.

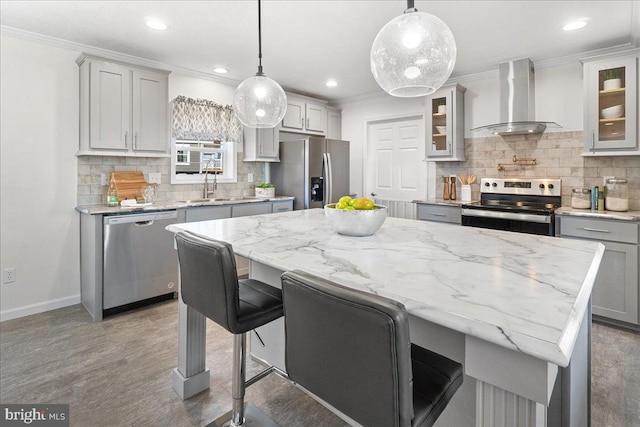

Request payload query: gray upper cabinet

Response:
[77,55,170,157]
[326,107,342,140]
[559,215,639,326]
[582,54,638,155]
[425,84,465,161]
[281,95,326,135]
[243,127,280,162]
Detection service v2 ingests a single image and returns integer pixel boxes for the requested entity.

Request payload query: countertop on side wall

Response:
[557,207,640,221]
[413,199,478,206]
[167,209,604,367]
[76,196,295,215]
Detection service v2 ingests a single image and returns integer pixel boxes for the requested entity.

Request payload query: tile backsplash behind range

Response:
[435,131,640,210]
[77,156,264,206]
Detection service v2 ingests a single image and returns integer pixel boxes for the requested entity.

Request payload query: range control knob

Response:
[492,182,498,187]
[484,182,490,187]
[539,183,545,189]
[548,184,554,189]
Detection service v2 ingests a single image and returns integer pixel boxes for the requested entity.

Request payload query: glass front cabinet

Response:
[583,55,638,154]
[426,84,465,161]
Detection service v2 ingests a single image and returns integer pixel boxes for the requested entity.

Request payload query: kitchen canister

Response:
[605,178,629,211]
[571,188,591,209]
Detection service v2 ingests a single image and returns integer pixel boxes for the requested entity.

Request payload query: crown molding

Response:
[0,25,241,87]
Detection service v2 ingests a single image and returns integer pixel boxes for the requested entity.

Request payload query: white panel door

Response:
[368,117,425,201]
[132,70,168,152]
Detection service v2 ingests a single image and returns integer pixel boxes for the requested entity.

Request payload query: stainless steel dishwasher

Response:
[103,210,182,313]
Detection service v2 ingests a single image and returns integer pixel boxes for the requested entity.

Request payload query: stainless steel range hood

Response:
[472,58,560,135]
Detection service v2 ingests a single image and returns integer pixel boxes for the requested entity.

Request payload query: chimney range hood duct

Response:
[472,58,560,135]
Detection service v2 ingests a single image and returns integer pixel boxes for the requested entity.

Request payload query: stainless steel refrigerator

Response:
[271,137,349,210]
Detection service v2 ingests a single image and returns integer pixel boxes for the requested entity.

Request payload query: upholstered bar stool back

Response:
[281,271,463,427]
[175,231,283,427]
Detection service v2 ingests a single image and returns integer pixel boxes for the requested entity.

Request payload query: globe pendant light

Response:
[233,0,287,128]
[370,0,457,97]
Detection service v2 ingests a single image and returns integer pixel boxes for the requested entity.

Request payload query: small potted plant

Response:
[255,183,275,198]
[602,68,622,90]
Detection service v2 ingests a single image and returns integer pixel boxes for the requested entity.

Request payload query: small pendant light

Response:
[370,0,457,97]
[233,0,287,128]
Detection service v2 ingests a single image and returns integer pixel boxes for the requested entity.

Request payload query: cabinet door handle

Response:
[124,130,128,146]
[429,212,447,217]
[582,227,610,233]
[134,131,138,149]
[591,130,595,153]
[301,117,304,127]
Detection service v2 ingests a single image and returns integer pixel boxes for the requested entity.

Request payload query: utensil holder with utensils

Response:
[459,174,476,202]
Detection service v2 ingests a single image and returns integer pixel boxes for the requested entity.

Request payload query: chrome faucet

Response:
[202,158,218,198]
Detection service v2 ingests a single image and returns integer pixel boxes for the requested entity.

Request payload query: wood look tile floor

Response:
[1,300,639,427]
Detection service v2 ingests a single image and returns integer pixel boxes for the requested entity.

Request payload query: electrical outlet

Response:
[248,173,254,183]
[100,174,109,186]
[148,173,161,184]
[603,176,614,186]
[3,268,16,284]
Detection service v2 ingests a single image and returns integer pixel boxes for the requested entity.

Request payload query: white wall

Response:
[339,61,585,199]
[169,74,236,104]
[0,35,81,320]
[340,96,426,199]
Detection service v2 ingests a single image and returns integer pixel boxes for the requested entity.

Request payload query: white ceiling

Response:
[1,1,639,103]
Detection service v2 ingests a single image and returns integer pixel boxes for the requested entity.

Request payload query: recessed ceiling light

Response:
[563,21,587,31]
[214,67,228,74]
[326,79,338,87]
[145,18,168,31]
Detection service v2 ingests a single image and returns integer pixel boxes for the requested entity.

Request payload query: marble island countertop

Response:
[167,209,604,367]
[76,196,295,215]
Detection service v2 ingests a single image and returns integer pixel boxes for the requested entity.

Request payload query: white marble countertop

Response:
[76,196,295,215]
[557,207,640,221]
[167,209,604,367]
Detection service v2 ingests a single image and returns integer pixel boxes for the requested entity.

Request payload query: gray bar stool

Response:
[281,270,464,427]
[175,231,283,427]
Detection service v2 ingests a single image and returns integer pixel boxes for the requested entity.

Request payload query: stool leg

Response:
[231,333,247,426]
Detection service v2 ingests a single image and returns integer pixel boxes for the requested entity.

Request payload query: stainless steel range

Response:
[461,178,562,236]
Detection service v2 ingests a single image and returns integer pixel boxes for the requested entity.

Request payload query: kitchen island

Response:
[167,209,604,426]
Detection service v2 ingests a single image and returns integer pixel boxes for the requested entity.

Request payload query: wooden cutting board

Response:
[110,171,155,201]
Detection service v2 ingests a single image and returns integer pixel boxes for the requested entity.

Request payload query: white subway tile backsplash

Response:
[435,131,640,210]
[77,156,264,206]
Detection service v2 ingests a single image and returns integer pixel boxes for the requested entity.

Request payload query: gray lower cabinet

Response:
[232,202,271,217]
[417,203,461,224]
[271,200,293,213]
[185,205,231,222]
[559,216,639,326]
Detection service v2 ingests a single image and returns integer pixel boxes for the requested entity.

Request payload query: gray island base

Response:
[167,209,604,427]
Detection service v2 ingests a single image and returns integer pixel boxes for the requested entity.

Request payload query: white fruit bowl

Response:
[324,204,387,237]
[601,105,623,119]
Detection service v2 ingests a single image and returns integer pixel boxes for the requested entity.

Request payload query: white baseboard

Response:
[0,294,81,322]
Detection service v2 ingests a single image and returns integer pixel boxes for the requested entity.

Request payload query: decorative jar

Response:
[605,179,628,212]
[571,188,592,209]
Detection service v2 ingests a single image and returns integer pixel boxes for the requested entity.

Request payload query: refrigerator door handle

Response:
[326,152,333,204]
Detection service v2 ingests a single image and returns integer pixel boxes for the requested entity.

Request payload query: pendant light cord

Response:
[405,0,417,13]
[257,0,263,76]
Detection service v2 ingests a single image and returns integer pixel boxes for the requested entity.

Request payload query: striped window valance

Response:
[171,96,243,142]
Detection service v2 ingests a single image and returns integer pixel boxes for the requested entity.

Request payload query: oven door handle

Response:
[461,209,552,223]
